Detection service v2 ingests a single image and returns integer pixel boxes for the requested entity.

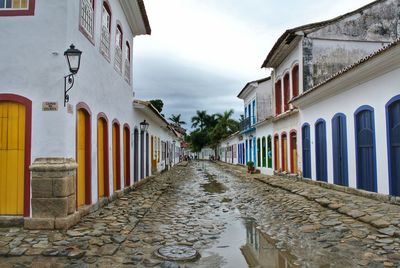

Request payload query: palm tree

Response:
[213,109,239,139]
[191,110,208,130]
[169,114,186,126]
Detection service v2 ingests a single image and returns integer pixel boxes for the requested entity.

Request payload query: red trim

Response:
[283,73,290,112]
[112,119,121,191]
[116,20,123,49]
[290,130,297,174]
[102,0,112,32]
[291,65,299,98]
[97,113,110,197]
[123,124,131,187]
[0,94,32,217]
[76,102,92,206]
[0,0,35,16]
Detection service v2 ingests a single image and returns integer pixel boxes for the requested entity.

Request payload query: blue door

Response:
[249,139,253,163]
[302,124,311,178]
[332,114,348,186]
[253,137,257,166]
[315,119,327,182]
[245,140,248,163]
[355,106,377,192]
[387,97,400,196]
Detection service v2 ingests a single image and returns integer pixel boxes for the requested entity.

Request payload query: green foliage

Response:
[246,161,254,168]
[169,114,186,126]
[149,99,164,113]
[188,109,239,152]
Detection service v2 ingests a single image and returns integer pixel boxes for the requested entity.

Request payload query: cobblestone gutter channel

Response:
[1,160,400,267]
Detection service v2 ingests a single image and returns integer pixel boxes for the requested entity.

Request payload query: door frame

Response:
[0,94,32,217]
[386,95,400,195]
[289,130,297,174]
[76,102,92,206]
[123,124,131,187]
[112,119,121,191]
[315,119,327,182]
[332,113,349,186]
[97,113,110,198]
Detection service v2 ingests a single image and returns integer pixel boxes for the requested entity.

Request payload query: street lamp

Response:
[64,44,82,106]
[140,120,149,132]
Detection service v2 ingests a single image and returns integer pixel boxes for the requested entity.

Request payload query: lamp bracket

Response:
[64,74,75,107]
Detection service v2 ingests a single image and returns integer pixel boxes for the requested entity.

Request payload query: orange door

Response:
[112,123,120,191]
[0,102,25,215]
[290,132,298,174]
[77,110,87,207]
[274,136,279,171]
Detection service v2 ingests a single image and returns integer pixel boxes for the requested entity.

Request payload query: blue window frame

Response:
[245,140,248,163]
[315,119,327,182]
[252,100,256,124]
[302,123,311,178]
[355,105,377,192]
[332,113,349,186]
[386,95,400,196]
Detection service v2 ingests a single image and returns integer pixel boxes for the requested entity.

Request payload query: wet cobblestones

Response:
[0,161,400,267]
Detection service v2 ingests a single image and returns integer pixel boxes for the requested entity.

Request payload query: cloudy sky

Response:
[133,0,373,128]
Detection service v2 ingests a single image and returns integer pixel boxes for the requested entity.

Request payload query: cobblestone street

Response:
[1,161,400,267]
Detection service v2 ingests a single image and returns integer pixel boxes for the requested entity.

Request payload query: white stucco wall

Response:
[255,122,274,175]
[299,66,400,195]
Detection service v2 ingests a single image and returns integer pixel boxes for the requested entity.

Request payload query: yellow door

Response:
[98,119,105,198]
[0,102,25,215]
[282,135,287,172]
[77,110,86,207]
[112,124,117,192]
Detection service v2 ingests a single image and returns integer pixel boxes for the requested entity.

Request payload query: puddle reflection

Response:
[241,219,298,268]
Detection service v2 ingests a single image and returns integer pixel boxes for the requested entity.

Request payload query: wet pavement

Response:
[0,161,400,267]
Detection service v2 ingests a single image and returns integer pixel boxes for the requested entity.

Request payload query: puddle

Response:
[204,217,297,268]
[201,179,226,194]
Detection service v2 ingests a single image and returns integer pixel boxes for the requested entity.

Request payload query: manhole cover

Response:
[154,245,200,261]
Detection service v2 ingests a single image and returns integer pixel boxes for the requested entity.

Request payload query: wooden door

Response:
[356,108,376,192]
[274,135,279,170]
[290,132,298,174]
[97,118,106,198]
[302,124,311,178]
[281,134,287,172]
[112,123,121,191]
[0,102,25,215]
[315,120,327,182]
[388,99,400,196]
[77,109,88,207]
[332,114,348,186]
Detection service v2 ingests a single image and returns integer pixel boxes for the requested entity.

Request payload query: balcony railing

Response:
[239,116,256,132]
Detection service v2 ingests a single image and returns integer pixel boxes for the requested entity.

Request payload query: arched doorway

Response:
[123,124,130,187]
[140,130,144,179]
[290,131,298,174]
[133,128,139,182]
[387,96,400,196]
[302,124,311,178]
[281,133,288,172]
[274,135,279,171]
[332,113,348,186]
[0,94,31,216]
[112,121,121,192]
[315,119,327,182]
[76,103,92,207]
[355,106,377,192]
[97,114,109,198]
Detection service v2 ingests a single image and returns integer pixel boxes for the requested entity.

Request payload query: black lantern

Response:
[64,44,82,74]
[140,120,149,132]
[63,44,82,106]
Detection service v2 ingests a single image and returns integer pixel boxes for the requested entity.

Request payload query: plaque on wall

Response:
[42,102,58,111]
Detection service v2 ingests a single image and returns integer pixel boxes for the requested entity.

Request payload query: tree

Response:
[169,114,186,126]
[209,109,239,149]
[191,110,208,130]
[149,99,164,113]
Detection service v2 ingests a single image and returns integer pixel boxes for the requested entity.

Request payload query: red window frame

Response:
[275,79,282,115]
[116,24,123,49]
[0,0,35,16]
[102,1,112,33]
[79,0,95,45]
[292,65,299,98]
[283,73,290,112]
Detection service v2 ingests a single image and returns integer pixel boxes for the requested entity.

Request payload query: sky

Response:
[133,0,374,129]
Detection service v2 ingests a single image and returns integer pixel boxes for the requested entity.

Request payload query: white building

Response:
[218,132,240,165]
[0,0,182,229]
[292,39,400,196]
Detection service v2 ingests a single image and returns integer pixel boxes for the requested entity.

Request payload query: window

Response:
[79,0,94,42]
[114,24,123,73]
[292,65,299,98]
[0,0,35,16]
[283,73,290,112]
[124,41,131,83]
[252,100,256,124]
[100,2,111,60]
[275,80,282,115]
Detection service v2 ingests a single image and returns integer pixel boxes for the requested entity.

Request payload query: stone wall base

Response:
[0,216,24,228]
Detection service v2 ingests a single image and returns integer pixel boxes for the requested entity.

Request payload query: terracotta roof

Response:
[261,0,383,68]
[291,38,400,103]
[237,76,271,98]
[137,0,151,35]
